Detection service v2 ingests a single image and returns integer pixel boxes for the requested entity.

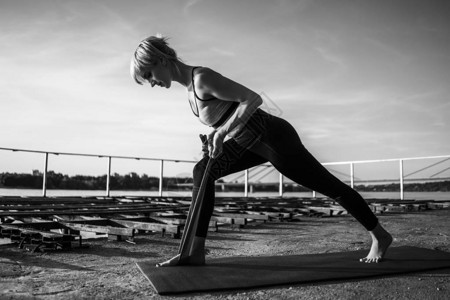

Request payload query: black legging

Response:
[192,109,378,238]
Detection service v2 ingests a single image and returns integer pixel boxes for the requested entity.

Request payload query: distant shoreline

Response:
[1,188,449,201]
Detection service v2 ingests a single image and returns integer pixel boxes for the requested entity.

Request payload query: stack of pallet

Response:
[1,196,449,252]
[0,196,190,252]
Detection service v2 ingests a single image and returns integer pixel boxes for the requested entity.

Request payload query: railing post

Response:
[42,152,48,197]
[106,156,112,197]
[279,172,283,197]
[159,160,164,197]
[399,159,404,200]
[350,163,354,188]
[244,170,249,197]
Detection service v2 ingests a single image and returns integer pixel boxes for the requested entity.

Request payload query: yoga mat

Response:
[136,246,450,295]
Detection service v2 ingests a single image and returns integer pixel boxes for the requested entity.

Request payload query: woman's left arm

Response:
[195,69,263,157]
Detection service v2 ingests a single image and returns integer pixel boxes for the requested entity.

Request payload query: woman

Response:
[130,35,393,266]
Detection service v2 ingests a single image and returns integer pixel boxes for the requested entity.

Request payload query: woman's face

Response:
[142,59,171,88]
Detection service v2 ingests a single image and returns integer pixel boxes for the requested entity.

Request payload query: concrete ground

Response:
[0,209,449,300]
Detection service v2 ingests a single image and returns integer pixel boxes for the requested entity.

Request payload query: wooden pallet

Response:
[0,222,81,252]
[1,196,449,253]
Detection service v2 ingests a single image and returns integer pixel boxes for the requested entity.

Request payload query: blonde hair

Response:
[130,35,181,85]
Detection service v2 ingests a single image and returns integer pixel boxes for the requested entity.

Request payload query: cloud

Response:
[364,37,412,64]
[2,0,450,175]
[314,46,347,71]
[210,47,235,57]
[183,0,204,15]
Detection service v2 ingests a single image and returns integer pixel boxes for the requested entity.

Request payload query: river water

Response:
[0,188,449,201]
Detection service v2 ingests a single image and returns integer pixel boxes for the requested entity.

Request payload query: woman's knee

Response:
[332,186,364,205]
[193,158,209,182]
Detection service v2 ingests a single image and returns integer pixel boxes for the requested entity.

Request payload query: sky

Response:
[1,0,450,178]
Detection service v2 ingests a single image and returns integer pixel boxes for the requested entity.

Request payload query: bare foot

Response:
[360,223,393,263]
[157,236,208,267]
[156,251,206,267]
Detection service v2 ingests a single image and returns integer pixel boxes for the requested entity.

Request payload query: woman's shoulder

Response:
[193,67,227,100]
[194,67,223,88]
[194,67,220,79]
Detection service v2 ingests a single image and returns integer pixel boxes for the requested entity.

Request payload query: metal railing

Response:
[1,147,449,199]
[0,147,195,197]
[321,155,450,200]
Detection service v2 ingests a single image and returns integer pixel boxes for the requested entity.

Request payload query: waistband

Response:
[212,101,240,128]
[231,108,269,148]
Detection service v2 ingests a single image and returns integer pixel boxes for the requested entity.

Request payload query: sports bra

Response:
[188,67,239,128]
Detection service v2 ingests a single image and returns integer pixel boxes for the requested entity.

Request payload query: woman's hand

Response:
[207,130,225,159]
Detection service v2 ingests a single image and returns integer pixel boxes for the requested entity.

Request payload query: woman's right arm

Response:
[195,69,262,136]
[194,68,262,157]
